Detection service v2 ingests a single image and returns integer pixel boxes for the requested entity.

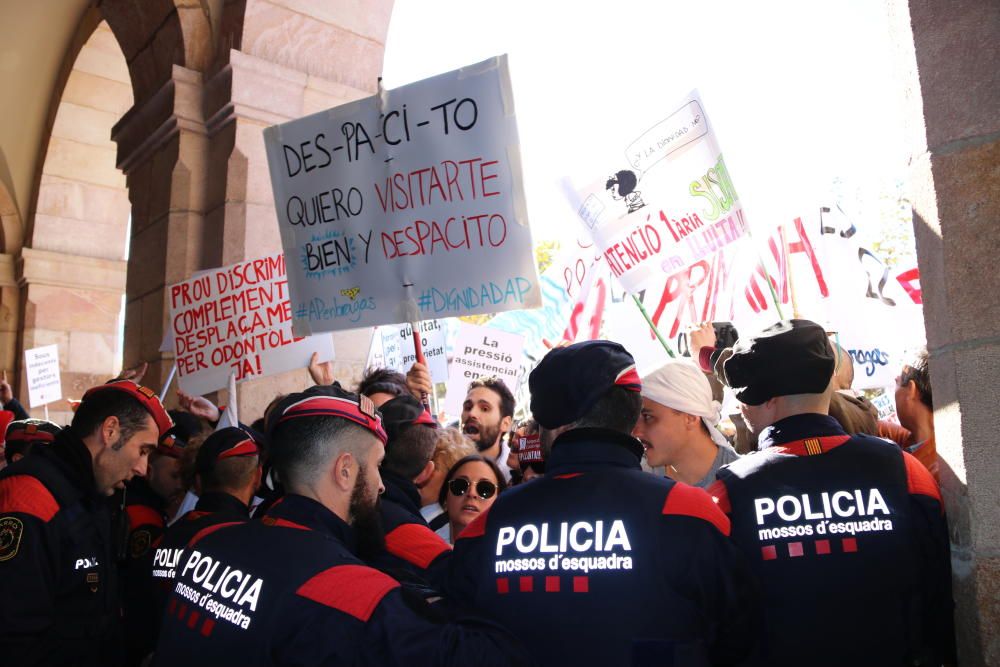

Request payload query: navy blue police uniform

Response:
[708,319,956,666]
[153,388,528,667]
[447,341,761,667]
[709,415,955,666]
[0,381,172,667]
[373,396,452,587]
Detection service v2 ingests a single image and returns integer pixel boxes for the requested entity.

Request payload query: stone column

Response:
[888,1,1000,664]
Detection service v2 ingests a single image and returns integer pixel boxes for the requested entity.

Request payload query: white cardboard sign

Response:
[263,55,541,335]
[366,320,448,383]
[168,253,334,396]
[25,344,62,408]
[444,323,524,415]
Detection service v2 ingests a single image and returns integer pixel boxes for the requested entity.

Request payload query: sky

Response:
[381,0,910,244]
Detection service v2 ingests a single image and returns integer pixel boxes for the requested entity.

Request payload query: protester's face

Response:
[93,415,159,496]
[894,370,914,427]
[462,387,506,451]
[446,461,500,537]
[633,398,690,468]
[147,454,185,504]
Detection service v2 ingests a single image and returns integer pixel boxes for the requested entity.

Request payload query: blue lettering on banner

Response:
[296,296,375,323]
[418,278,532,314]
[301,230,357,280]
[848,347,890,377]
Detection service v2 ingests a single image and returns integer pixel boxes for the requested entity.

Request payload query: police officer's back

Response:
[707,320,956,666]
[448,341,761,666]
[153,385,527,667]
[0,381,172,667]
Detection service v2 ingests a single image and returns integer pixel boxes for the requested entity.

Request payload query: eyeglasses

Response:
[448,478,497,500]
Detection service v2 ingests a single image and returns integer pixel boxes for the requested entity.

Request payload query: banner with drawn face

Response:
[263,56,541,335]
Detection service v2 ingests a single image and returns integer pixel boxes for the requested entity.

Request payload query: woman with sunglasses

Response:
[439,454,507,543]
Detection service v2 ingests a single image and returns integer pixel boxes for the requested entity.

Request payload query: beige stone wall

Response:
[888,1,1000,664]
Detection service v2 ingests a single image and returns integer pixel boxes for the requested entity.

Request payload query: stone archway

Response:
[18,20,133,423]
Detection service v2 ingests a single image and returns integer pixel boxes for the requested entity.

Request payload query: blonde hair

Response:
[432,427,476,478]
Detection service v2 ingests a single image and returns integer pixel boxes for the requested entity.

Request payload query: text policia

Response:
[277,96,512,270]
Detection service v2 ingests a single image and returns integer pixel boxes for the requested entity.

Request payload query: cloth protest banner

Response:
[263,55,541,335]
[365,321,448,383]
[444,322,524,416]
[25,344,62,408]
[575,90,774,343]
[168,253,334,396]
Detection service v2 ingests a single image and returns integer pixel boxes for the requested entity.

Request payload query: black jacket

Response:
[0,429,122,666]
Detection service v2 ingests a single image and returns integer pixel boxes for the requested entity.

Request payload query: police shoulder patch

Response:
[130,528,152,558]
[0,516,24,561]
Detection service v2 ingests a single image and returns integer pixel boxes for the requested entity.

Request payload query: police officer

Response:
[447,340,761,666]
[706,319,956,666]
[123,427,261,665]
[153,385,527,666]
[0,380,172,666]
[374,395,452,586]
[4,418,61,465]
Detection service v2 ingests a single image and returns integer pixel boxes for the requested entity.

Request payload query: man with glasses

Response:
[447,340,761,666]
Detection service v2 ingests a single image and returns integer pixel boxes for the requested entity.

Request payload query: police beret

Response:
[723,319,835,405]
[167,410,204,442]
[378,395,437,444]
[5,418,61,444]
[196,427,260,477]
[82,380,174,437]
[156,428,188,459]
[529,340,641,429]
[265,383,387,445]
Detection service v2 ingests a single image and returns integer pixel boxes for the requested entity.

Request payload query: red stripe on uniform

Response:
[261,517,310,531]
[384,523,451,568]
[902,450,942,504]
[126,504,164,530]
[662,483,731,536]
[187,521,242,548]
[706,480,731,514]
[0,475,59,521]
[774,435,851,457]
[296,564,399,622]
[553,473,583,480]
[456,508,491,540]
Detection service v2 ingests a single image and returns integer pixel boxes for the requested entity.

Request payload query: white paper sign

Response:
[168,253,334,396]
[25,344,62,408]
[366,320,448,383]
[263,55,541,334]
[444,323,524,415]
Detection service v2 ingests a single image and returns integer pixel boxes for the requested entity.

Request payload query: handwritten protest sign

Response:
[444,323,524,415]
[366,321,448,383]
[25,344,61,408]
[168,253,334,396]
[263,55,541,335]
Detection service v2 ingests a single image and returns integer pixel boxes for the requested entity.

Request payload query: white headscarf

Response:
[640,360,730,449]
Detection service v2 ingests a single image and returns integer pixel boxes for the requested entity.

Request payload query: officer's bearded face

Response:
[348,464,385,559]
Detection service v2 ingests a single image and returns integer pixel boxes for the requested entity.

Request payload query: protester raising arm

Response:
[0,372,29,421]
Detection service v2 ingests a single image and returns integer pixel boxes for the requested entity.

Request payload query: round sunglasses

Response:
[448,478,498,500]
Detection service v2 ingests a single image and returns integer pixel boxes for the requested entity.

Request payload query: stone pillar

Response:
[112,65,211,399]
[888,1,1000,664]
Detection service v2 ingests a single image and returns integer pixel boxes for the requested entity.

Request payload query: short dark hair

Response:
[900,348,932,409]
[467,377,515,419]
[575,386,642,434]
[606,170,638,196]
[269,415,374,490]
[438,454,508,507]
[202,456,259,493]
[71,391,152,443]
[382,425,438,480]
[357,368,408,399]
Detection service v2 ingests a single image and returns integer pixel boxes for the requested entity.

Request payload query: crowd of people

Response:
[0,318,955,666]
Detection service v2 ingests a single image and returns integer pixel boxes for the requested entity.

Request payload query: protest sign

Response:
[366,321,448,383]
[263,55,541,335]
[576,90,770,341]
[25,344,62,408]
[168,253,334,396]
[444,323,524,415]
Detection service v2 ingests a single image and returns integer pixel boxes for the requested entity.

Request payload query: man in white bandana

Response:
[633,360,740,488]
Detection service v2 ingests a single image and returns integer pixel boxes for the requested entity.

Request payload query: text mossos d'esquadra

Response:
[754,488,894,540]
[494,520,633,574]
